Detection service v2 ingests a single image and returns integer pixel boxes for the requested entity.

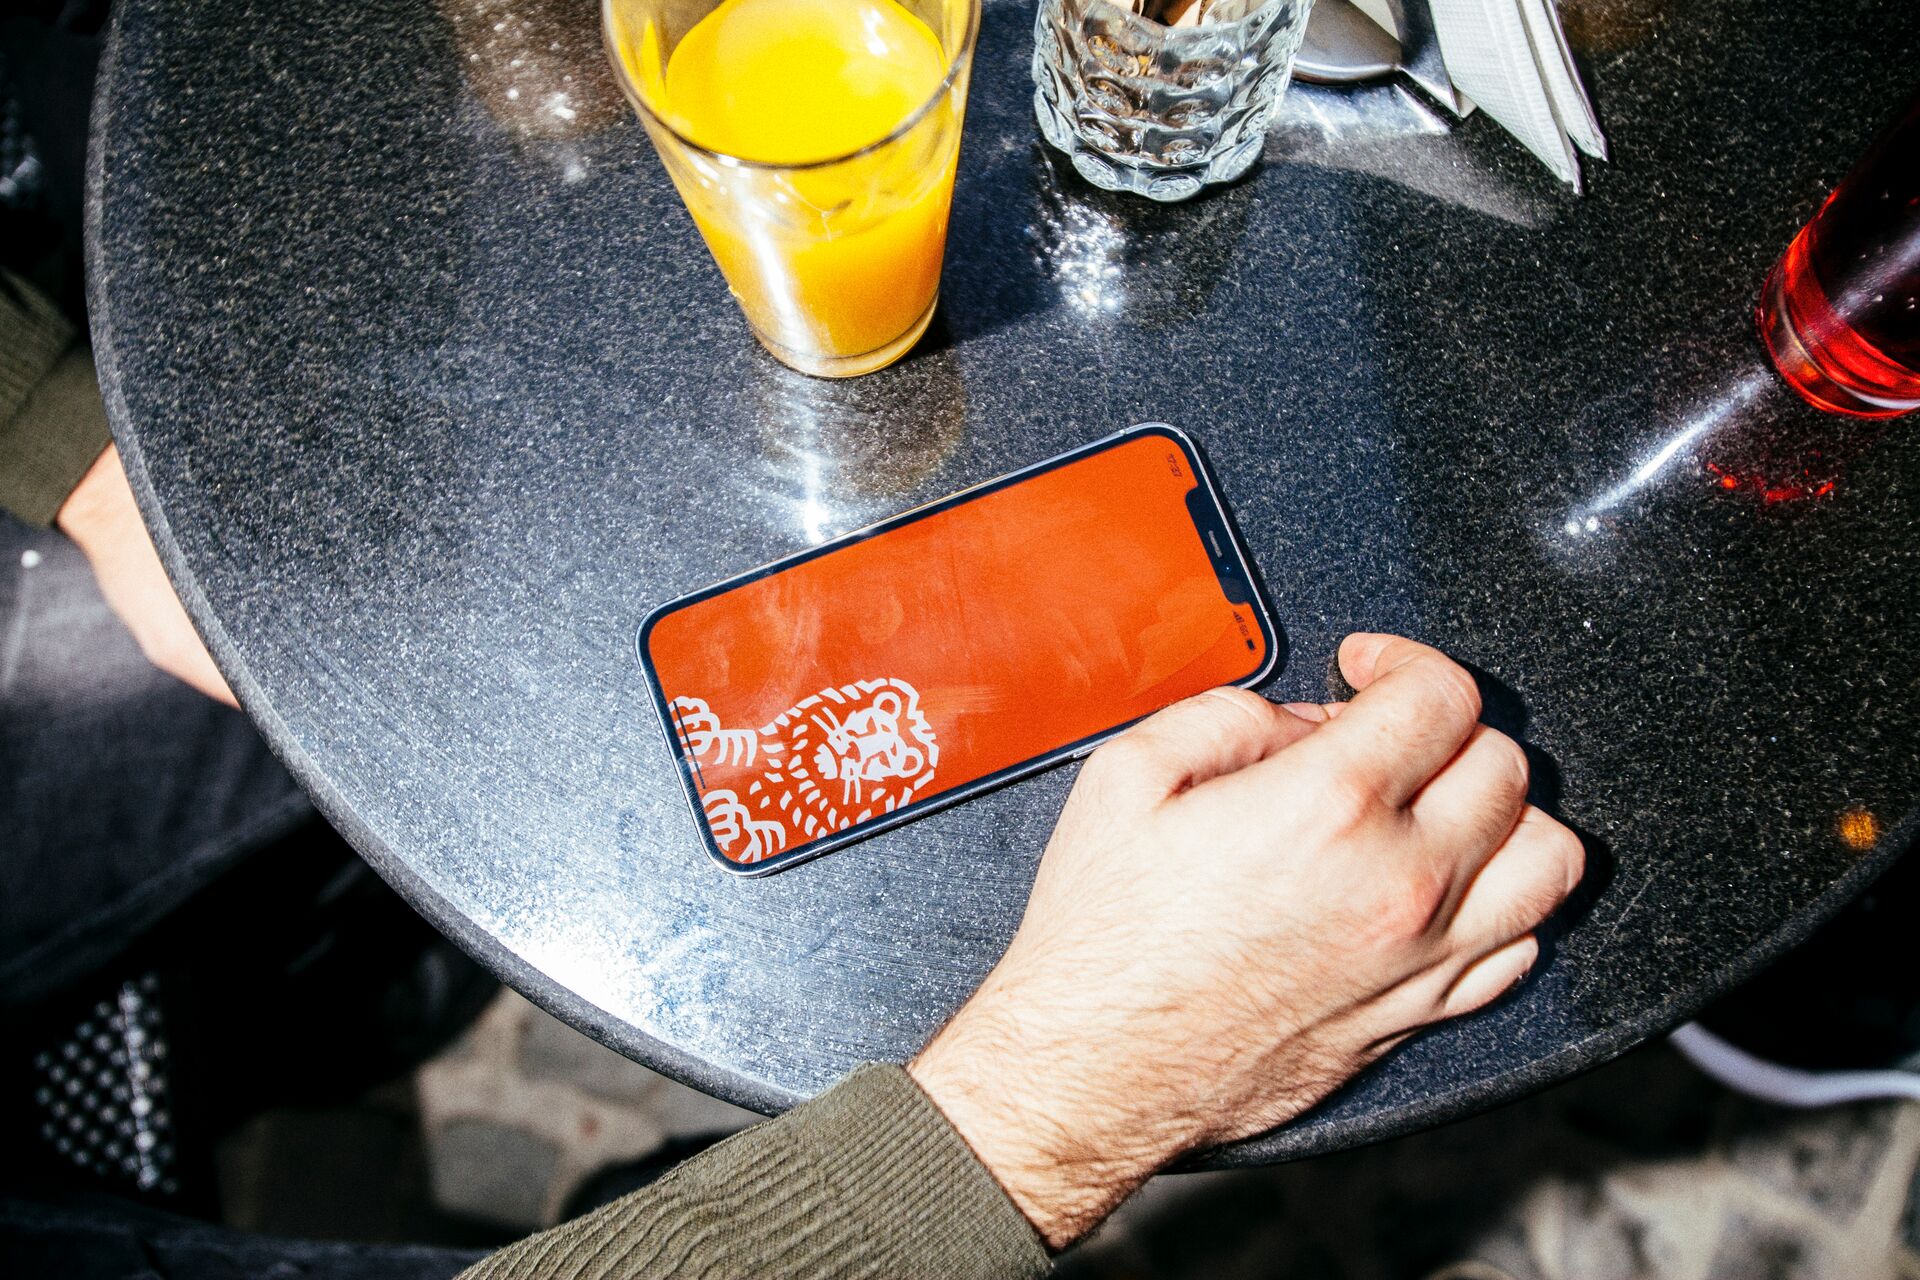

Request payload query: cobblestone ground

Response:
[405,991,1920,1277]
[1057,1049,1920,1280]
[412,991,758,1228]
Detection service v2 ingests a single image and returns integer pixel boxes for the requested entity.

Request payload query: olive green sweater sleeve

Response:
[0,270,112,527]
[459,1064,1050,1280]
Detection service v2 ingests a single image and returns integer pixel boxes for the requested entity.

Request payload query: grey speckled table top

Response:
[88,0,1920,1162]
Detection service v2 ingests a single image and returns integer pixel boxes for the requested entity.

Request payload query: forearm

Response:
[459,1064,1049,1280]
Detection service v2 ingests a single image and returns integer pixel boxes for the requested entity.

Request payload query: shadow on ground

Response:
[218,992,1920,1280]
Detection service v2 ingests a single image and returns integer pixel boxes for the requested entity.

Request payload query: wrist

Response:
[908,978,1194,1249]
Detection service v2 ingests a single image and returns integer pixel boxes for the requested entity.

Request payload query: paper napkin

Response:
[1426,0,1606,189]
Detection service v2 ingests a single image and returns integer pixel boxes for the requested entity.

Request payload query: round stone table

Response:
[88,0,1920,1162]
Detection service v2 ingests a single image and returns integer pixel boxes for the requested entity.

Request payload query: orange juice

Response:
[610,0,973,377]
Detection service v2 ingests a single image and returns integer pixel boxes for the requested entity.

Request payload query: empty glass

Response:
[1033,0,1310,202]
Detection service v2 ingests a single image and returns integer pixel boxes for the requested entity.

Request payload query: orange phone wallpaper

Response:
[644,432,1270,867]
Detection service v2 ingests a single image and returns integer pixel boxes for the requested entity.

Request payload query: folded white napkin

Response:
[1518,0,1606,159]
[1425,0,1606,188]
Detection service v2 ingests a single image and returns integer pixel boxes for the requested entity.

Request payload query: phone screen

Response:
[639,426,1276,873]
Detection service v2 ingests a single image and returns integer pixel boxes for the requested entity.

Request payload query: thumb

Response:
[1097,687,1321,797]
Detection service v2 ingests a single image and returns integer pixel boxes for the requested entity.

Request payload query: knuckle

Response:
[1189,687,1278,740]
[1371,867,1450,944]
[1511,831,1585,925]
[1428,659,1483,724]
[1545,819,1584,858]
[1197,686,1271,720]
[1490,733,1531,799]
[1545,822,1587,885]
[1509,886,1563,937]
[1087,733,1154,780]
[1316,771,1381,831]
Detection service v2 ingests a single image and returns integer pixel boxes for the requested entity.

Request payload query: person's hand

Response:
[909,634,1583,1249]
[56,445,237,706]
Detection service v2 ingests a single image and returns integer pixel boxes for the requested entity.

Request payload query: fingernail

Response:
[1280,701,1323,720]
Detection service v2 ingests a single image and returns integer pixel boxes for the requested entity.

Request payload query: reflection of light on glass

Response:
[1272,80,1451,145]
[754,350,967,529]
[781,395,835,545]
[437,0,625,142]
[1032,199,1126,315]
[799,494,831,544]
[1557,367,1772,542]
[1700,459,1835,504]
[1271,85,1554,228]
[1836,806,1881,850]
[861,4,890,56]
[744,204,811,351]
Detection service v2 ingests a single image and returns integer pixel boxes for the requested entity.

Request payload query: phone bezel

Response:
[634,423,1280,877]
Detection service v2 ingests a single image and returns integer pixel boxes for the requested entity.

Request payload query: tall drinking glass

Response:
[603,0,981,378]
[1757,90,1920,419]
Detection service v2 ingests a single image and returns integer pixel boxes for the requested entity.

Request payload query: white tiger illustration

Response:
[669,677,938,864]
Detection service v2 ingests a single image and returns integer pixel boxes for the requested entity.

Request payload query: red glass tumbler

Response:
[1757,91,1920,418]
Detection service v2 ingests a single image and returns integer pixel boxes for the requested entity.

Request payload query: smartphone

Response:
[636,424,1278,875]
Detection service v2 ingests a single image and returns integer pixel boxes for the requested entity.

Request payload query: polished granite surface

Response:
[88,0,1920,1161]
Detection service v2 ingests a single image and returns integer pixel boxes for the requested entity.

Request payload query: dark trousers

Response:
[0,519,497,1272]
[1,12,480,1270]
[0,514,313,1005]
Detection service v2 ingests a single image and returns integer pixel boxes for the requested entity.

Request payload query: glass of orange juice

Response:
[602,0,981,378]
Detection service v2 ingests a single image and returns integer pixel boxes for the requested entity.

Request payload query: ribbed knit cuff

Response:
[0,274,111,525]
[787,1063,1051,1278]
[461,1063,1050,1280]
